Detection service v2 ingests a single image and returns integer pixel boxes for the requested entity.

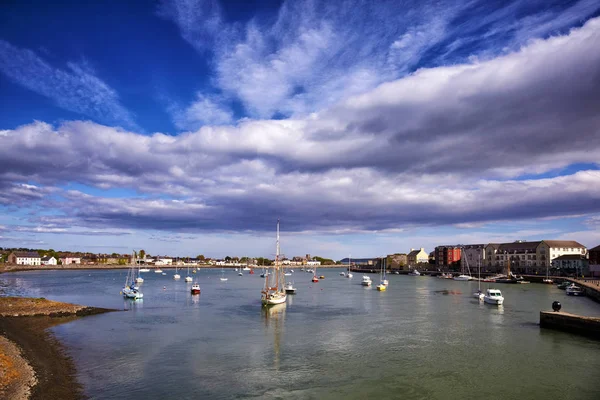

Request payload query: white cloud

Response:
[0,41,138,129]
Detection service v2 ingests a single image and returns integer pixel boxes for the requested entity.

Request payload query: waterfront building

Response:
[407,248,428,265]
[460,244,486,271]
[8,251,41,265]
[59,256,81,265]
[493,240,586,274]
[589,244,600,277]
[41,256,57,265]
[434,246,461,269]
[552,254,589,276]
[484,244,501,271]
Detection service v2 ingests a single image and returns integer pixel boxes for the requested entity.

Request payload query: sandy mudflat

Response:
[0,297,118,399]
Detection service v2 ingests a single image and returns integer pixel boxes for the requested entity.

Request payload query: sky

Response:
[1,0,600,259]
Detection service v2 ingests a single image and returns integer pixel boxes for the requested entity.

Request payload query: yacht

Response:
[284,282,297,294]
[566,284,585,296]
[483,289,504,305]
[361,275,372,286]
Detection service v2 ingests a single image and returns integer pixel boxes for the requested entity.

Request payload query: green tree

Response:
[139,249,146,259]
[196,254,205,261]
[225,256,232,262]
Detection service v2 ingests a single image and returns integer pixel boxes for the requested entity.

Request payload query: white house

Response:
[306,260,321,266]
[41,256,57,266]
[155,258,173,266]
[8,252,41,265]
[60,257,81,265]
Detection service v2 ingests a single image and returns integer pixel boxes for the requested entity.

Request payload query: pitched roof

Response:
[542,240,586,248]
[41,256,55,261]
[589,244,600,252]
[485,243,501,249]
[498,241,541,252]
[12,251,40,258]
[407,250,420,257]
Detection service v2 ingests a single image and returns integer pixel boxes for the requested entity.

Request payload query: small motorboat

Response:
[139,268,150,272]
[408,270,421,276]
[361,275,372,286]
[284,272,292,276]
[566,284,585,296]
[285,282,297,294]
[542,278,553,284]
[483,289,504,305]
[154,269,163,273]
[161,272,167,275]
[190,283,201,295]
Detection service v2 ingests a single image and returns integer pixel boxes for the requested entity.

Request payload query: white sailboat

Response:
[173,263,180,280]
[346,255,353,278]
[381,258,389,286]
[134,252,144,283]
[261,219,287,305]
[220,267,228,282]
[185,264,193,282]
[454,251,472,281]
[473,258,484,301]
[377,258,387,291]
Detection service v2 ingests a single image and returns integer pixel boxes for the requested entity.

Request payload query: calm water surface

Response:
[3,268,600,399]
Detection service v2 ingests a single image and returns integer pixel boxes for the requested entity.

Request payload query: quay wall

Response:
[540,311,600,339]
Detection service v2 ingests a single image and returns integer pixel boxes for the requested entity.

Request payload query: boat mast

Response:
[276,218,281,291]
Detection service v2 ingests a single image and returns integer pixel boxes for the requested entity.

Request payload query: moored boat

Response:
[483,288,504,305]
[566,284,585,296]
[408,269,421,276]
[190,283,201,295]
[284,282,297,294]
[261,220,287,306]
[361,275,372,286]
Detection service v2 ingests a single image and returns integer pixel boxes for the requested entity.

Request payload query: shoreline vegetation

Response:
[0,297,118,400]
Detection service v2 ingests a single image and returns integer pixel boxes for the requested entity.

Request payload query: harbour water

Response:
[3,268,600,399]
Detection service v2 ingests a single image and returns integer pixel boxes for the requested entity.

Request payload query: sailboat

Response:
[542,263,553,284]
[133,252,144,283]
[261,219,287,305]
[454,251,472,281]
[220,267,228,282]
[173,262,181,280]
[473,257,484,301]
[381,258,389,286]
[312,263,319,283]
[376,258,387,291]
[347,255,353,278]
[185,264,193,282]
[122,264,143,299]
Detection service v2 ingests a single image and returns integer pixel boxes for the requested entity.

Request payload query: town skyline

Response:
[1,0,600,258]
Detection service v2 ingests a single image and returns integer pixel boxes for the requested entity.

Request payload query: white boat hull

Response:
[347,273,353,278]
[262,293,287,305]
[173,274,181,280]
[484,296,503,305]
[454,275,472,281]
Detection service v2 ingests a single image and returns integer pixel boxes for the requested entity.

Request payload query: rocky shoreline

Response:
[0,297,118,400]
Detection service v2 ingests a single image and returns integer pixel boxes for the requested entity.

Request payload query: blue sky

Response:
[1,0,600,258]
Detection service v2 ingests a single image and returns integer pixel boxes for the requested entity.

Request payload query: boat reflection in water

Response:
[262,303,286,371]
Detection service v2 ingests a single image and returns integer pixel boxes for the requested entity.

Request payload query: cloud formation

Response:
[163,0,600,122]
[1,13,600,243]
[0,40,138,129]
